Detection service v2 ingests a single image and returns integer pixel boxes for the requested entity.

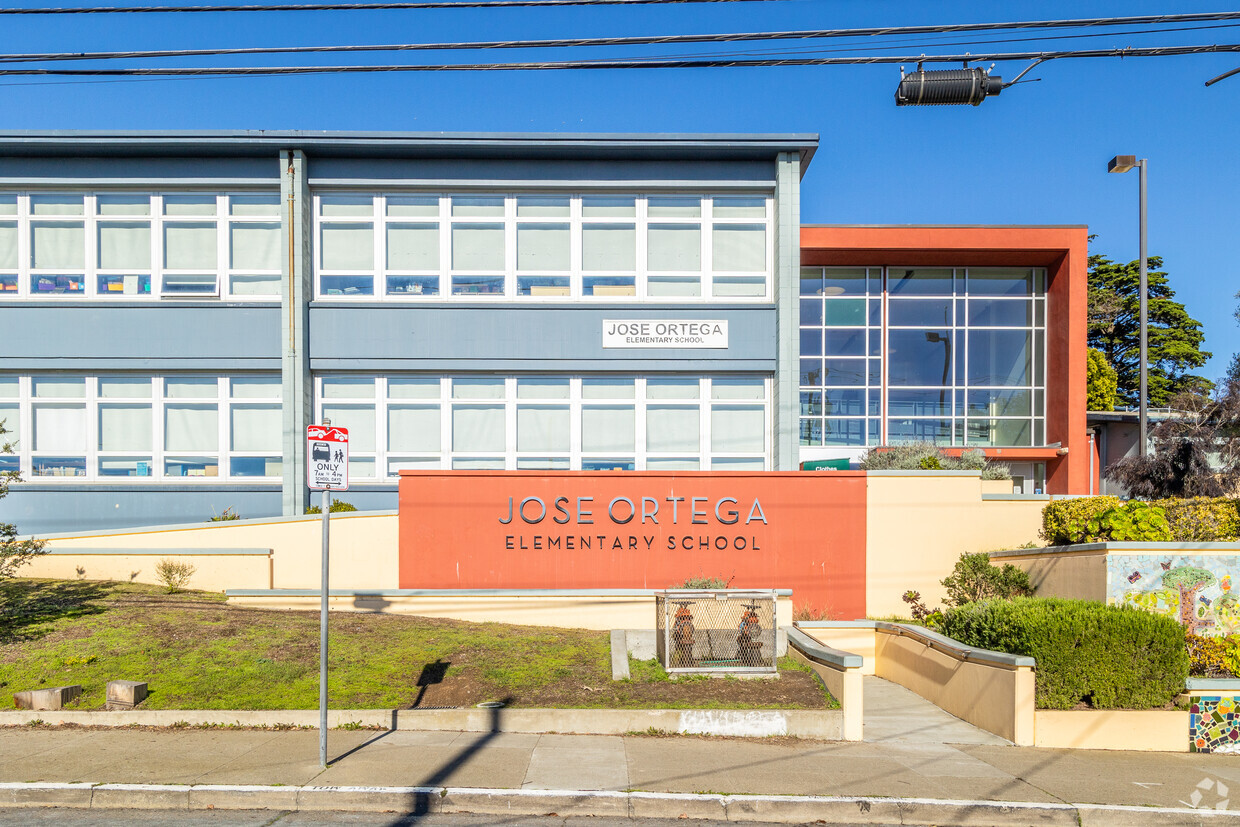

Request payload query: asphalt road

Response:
[0,811,752,827]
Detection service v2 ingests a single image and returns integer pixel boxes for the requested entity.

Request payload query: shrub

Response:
[1156,497,1240,542]
[901,590,943,627]
[940,597,1188,709]
[1040,496,1121,545]
[208,506,240,522]
[859,442,1010,479]
[306,499,360,514]
[1187,633,1237,679]
[155,558,197,594]
[674,576,730,589]
[940,552,1034,607]
[1067,501,1172,543]
[793,602,833,622]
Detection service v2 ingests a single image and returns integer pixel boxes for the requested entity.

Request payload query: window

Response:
[0,375,281,480]
[313,192,773,302]
[315,375,769,476]
[0,192,282,301]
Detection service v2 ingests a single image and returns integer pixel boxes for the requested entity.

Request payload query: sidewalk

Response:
[5,724,1240,824]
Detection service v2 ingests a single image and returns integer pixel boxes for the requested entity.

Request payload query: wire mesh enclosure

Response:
[655,590,778,674]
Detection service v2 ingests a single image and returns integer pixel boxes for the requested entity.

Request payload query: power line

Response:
[0,0,777,13]
[6,19,1240,64]
[0,43,1236,74]
[4,11,1240,65]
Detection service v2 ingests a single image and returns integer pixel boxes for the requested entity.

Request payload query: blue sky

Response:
[3,0,1238,382]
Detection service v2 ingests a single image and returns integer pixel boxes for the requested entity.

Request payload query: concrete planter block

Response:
[106,680,148,710]
[13,685,81,711]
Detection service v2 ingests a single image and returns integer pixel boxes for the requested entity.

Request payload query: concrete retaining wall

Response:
[23,547,272,591]
[1034,710,1188,752]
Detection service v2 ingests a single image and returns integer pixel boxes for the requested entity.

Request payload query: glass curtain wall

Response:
[799,266,1046,447]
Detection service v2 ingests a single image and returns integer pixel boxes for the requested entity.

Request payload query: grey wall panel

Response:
[309,305,777,372]
[0,156,278,186]
[309,158,776,187]
[0,487,282,535]
[0,305,281,370]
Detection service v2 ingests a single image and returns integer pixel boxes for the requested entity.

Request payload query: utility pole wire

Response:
[0,43,1237,75]
[5,12,1240,63]
[0,0,778,13]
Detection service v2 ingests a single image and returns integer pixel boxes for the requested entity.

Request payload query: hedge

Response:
[939,597,1188,710]
[1041,496,1240,545]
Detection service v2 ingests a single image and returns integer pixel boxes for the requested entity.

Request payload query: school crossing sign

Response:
[307,425,349,491]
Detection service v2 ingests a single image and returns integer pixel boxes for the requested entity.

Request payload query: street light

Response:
[1107,154,1149,457]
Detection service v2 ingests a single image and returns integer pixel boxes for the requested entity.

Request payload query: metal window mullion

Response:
[700,378,712,469]
[376,375,390,480]
[84,377,98,480]
[83,195,97,299]
[570,194,582,299]
[569,376,583,469]
[505,376,517,468]
[373,196,385,299]
[15,193,29,298]
[635,376,648,470]
[700,197,712,301]
[636,196,649,300]
[439,376,450,468]
[504,195,516,298]
[217,376,228,479]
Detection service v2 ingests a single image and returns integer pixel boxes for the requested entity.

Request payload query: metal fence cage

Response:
[654,589,778,674]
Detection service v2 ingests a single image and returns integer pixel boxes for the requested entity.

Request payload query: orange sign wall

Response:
[398,471,868,618]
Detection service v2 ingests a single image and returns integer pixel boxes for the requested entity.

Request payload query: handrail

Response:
[785,626,862,670]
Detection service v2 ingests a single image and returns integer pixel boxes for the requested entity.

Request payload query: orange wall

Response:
[801,225,1090,494]
[398,471,868,618]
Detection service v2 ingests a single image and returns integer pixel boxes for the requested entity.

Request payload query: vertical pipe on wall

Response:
[774,152,802,470]
[281,151,312,516]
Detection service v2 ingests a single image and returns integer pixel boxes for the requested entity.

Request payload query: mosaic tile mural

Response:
[1107,555,1240,636]
[1191,696,1240,753]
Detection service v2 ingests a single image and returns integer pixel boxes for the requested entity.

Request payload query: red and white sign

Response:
[307,425,349,491]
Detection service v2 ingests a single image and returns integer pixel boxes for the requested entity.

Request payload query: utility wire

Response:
[0,0,778,13]
[0,43,1236,74]
[6,18,1240,64]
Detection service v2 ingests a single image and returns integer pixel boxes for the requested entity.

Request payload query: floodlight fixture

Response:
[1108,155,1138,173]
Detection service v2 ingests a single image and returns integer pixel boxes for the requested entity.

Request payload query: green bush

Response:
[1157,497,1240,542]
[1186,633,1238,679]
[940,552,1034,607]
[1067,501,1172,543]
[306,499,360,515]
[1040,496,1121,545]
[940,597,1188,709]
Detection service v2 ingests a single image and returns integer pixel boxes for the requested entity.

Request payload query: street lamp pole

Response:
[1107,154,1149,456]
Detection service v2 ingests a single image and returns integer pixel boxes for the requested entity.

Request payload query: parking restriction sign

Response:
[307,425,349,491]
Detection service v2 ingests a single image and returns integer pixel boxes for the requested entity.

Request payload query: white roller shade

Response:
[231,223,281,271]
[517,405,569,452]
[32,223,85,269]
[320,405,376,452]
[452,405,504,452]
[0,404,20,446]
[321,224,374,270]
[646,406,699,453]
[98,223,152,270]
[582,407,634,452]
[516,224,570,271]
[34,405,86,453]
[164,405,218,452]
[0,223,16,269]
[647,225,700,271]
[711,407,765,453]
[712,225,766,272]
[451,225,504,270]
[388,406,441,452]
[582,225,636,272]
[387,224,439,270]
[99,405,152,451]
[231,405,281,452]
[164,223,218,270]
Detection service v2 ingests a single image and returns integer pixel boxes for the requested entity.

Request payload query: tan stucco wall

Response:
[228,593,792,632]
[865,474,1045,618]
[991,549,1108,602]
[873,629,1035,745]
[789,647,863,741]
[1035,710,1188,752]
[22,552,271,591]
[36,514,398,591]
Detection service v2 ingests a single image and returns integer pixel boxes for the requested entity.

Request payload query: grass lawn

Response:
[1,579,835,712]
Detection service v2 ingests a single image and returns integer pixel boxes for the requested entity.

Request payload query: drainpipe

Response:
[1087,430,1096,496]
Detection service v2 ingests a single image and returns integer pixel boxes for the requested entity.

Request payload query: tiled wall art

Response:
[1191,696,1240,753]
[1107,555,1240,636]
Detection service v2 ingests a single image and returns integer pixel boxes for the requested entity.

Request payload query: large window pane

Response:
[888,299,952,327]
[319,196,372,217]
[451,197,504,217]
[889,268,953,296]
[31,195,84,215]
[822,389,866,416]
[823,300,865,326]
[166,377,218,398]
[231,274,281,296]
[711,407,763,453]
[967,299,1033,327]
[452,405,504,452]
[968,418,1033,446]
[648,225,700,271]
[231,405,280,452]
[388,377,440,399]
[889,389,951,417]
[967,330,1031,386]
[822,418,866,446]
[452,224,504,270]
[164,223,217,270]
[582,378,634,399]
[517,406,570,452]
[321,377,374,398]
[387,196,439,217]
[516,377,569,399]
[33,377,85,398]
[98,222,151,270]
[164,405,218,452]
[452,377,504,399]
[582,407,634,452]
[646,406,699,452]
[824,268,868,296]
[711,378,764,400]
[99,404,152,451]
[582,196,636,217]
[230,377,280,398]
[229,194,280,216]
[888,330,953,387]
[164,195,217,216]
[388,406,441,452]
[320,404,376,452]
[0,222,16,270]
[97,195,151,216]
[712,196,765,218]
[517,224,569,271]
[822,358,866,386]
[967,389,1032,417]
[231,223,280,271]
[321,224,374,270]
[0,403,20,448]
[968,268,1038,297]
[648,197,700,218]
[387,224,439,270]
[712,225,765,271]
[516,196,569,217]
[34,406,85,452]
[583,225,636,271]
[32,223,85,269]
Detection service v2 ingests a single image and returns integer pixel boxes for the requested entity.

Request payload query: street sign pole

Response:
[307,422,348,769]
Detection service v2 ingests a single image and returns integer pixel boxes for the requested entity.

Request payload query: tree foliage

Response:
[1085,348,1117,411]
[0,418,46,581]
[1087,254,1211,406]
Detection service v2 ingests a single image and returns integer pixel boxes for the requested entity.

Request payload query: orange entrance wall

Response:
[398,471,867,618]
[801,225,1089,495]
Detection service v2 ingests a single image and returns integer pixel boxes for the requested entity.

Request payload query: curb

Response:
[4,783,1240,825]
